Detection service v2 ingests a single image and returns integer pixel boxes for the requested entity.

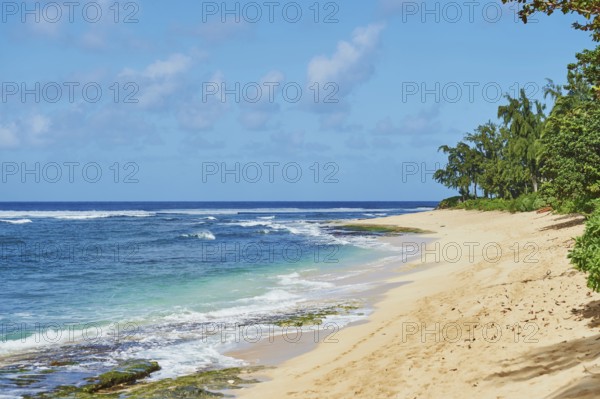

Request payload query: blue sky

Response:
[0,0,594,201]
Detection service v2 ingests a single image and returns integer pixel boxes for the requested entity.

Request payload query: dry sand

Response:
[236,209,600,399]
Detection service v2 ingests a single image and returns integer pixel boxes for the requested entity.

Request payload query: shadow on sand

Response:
[488,299,600,398]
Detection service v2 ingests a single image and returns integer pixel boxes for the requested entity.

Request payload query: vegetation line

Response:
[435,0,600,290]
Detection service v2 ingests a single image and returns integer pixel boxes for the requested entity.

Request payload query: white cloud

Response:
[119,53,193,109]
[29,115,51,135]
[142,54,192,79]
[305,23,385,129]
[0,122,19,148]
[119,57,230,132]
[307,23,385,94]
[138,81,180,108]
[261,71,285,85]
[0,114,53,148]
[28,114,52,145]
[8,0,145,52]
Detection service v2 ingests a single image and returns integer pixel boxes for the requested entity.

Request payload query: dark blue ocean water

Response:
[0,201,436,397]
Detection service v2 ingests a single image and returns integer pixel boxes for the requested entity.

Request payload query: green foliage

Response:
[501,0,600,41]
[453,193,546,213]
[435,92,545,201]
[502,2,599,98]
[569,209,600,291]
[464,122,519,198]
[541,100,600,212]
[438,0,600,293]
[433,142,480,200]
[568,47,600,98]
[435,65,598,214]
[497,89,546,192]
[457,198,514,212]
[514,192,548,212]
[437,196,462,209]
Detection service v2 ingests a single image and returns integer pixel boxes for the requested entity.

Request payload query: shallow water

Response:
[0,201,436,397]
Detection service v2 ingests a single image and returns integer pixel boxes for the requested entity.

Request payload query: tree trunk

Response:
[532,175,538,192]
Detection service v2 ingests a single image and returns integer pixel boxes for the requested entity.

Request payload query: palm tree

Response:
[497,89,546,192]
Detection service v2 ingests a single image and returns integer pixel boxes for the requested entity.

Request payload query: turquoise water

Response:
[0,201,436,397]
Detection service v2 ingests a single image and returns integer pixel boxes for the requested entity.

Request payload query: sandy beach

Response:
[236,209,600,399]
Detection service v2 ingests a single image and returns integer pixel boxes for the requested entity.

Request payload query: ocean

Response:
[0,201,436,397]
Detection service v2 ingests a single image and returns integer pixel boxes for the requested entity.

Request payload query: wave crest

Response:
[181,230,216,240]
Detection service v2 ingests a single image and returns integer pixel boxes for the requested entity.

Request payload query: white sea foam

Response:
[0,206,433,222]
[181,230,216,240]
[120,341,245,381]
[0,219,32,224]
[157,209,239,216]
[0,323,113,355]
[236,289,300,304]
[276,272,334,289]
[231,219,313,236]
[230,218,394,250]
[231,219,327,239]
[158,207,426,215]
[154,290,302,326]
[234,220,276,228]
[198,290,303,321]
[0,211,154,220]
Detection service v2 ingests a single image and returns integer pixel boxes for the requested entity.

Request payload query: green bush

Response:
[547,197,600,215]
[569,209,600,291]
[458,198,509,211]
[514,193,546,212]
[437,196,462,209]
[440,193,546,213]
[541,100,600,214]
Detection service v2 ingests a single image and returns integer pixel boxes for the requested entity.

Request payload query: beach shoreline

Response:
[226,232,434,369]
[235,209,599,399]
